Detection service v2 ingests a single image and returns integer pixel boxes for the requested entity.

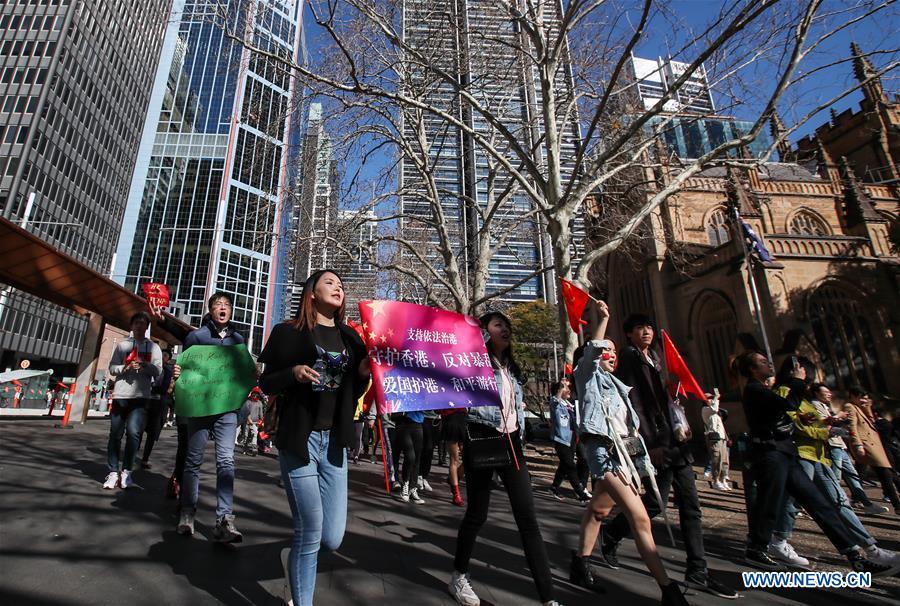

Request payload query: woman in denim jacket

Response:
[548,378,591,501]
[449,311,559,606]
[570,300,689,606]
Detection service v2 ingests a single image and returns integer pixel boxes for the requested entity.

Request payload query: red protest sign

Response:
[142,283,170,310]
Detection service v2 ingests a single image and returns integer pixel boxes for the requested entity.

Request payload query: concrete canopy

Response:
[0,216,190,345]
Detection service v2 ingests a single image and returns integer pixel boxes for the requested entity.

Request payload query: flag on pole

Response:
[560,278,590,333]
[661,330,707,403]
[741,222,774,262]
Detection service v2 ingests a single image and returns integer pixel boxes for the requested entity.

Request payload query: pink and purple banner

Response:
[358,301,501,414]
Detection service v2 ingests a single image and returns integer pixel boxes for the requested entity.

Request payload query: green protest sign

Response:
[174,344,257,418]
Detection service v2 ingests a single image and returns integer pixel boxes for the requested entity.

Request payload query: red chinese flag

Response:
[142,283,170,310]
[662,330,707,402]
[559,278,590,333]
[346,318,367,344]
[564,362,574,376]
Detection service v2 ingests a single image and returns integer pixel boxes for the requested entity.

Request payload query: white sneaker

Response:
[768,540,809,568]
[704,470,712,480]
[102,472,119,489]
[417,478,424,490]
[392,480,402,491]
[400,482,410,503]
[863,502,889,515]
[120,470,133,489]
[410,488,425,504]
[865,545,900,575]
[714,481,728,490]
[422,478,433,492]
[448,570,480,606]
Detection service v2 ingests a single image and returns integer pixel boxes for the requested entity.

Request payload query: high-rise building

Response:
[628,54,772,160]
[0,0,172,370]
[628,55,715,114]
[399,0,584,304]
[285,102,378,320]
[113,0,306,354]
[335,208,377,321]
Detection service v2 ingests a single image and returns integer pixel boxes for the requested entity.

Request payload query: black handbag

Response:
[465,425,511,470]
[620,435,646,458]
[263,395,280,435]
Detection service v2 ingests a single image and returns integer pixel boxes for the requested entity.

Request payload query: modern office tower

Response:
[628,55,716,114]
[286,102,339,320]
[113,0,306,353]
[628,54,772,159]
[334,208,377,320]
[399,0,583,303]
[0,0,172,371]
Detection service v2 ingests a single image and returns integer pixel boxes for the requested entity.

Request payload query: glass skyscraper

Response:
[399,0,584,304]
[113,0,306,354]
[0,0,172,370]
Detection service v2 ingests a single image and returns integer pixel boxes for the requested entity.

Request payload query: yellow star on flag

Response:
[365,300,388,318]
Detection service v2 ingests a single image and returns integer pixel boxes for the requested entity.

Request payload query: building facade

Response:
[0,0,172,371]
[597,48,900,431]
[285,103,377,321]
[113,0,305,354]
[399,0,584,304]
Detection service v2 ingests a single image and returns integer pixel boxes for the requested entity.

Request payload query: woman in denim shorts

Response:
[570,299,689,606]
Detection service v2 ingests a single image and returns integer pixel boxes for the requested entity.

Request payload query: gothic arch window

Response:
[706,207,731,246]
[694,292,738,390]
[808,284,886,392]
[788,209,830,236]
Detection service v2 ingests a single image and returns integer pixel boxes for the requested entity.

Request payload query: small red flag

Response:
[563,362,574,376]
[559,278,590,333]
[662,330,707,402]
[346,318,367,344]
[142,283,170,310]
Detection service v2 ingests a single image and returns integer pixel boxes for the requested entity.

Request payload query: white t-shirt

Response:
[497,367,518,434]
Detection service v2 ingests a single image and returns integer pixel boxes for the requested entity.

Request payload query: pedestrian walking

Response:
[448,311,559,606]
[701,391,731,491]
[140,349,173,469]
[570,300,689,605]
[175,292,246,543]
[845,385,900,513]
[548,377,591,502]
[104,312,162,490]
[441,407,467,506]
[599,314,736,599]
[259,270,370,606]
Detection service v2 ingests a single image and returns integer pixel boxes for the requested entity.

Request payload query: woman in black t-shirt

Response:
[259,270,370,606]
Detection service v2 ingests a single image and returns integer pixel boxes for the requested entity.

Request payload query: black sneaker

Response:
[548,486,564,500]
[849,555,894,577]
[598,529,620,569]
[744,547,781,569]
[684,571,738,599]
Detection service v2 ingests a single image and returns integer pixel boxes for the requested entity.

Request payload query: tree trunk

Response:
[546,213,579,366]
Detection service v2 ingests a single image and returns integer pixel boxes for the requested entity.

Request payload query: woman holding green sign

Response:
[259,269,370,606]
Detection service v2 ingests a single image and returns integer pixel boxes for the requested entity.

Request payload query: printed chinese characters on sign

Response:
[358,301,501,414]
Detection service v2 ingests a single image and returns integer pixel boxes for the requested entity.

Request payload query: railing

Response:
[765,234,873,258]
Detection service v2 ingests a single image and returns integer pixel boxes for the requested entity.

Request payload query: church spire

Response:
[769,112,795,163]
[851,42,888,106]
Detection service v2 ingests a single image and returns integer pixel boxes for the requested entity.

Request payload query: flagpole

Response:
[732,207,774,367]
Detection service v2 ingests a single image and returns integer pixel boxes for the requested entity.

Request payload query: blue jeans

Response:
[107,399,147,472]
[774,459,872,548]
[181,411,237,520]
[829,446,871,505]
[280,430,348,606]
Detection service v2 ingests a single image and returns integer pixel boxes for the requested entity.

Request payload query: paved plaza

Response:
[1,419,898,605]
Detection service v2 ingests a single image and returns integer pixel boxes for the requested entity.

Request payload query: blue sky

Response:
[627,0,899,140]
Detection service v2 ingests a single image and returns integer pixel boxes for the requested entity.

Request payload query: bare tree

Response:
[216,0,899,356]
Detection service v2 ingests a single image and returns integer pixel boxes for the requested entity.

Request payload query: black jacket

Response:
[259,321,368,465]
[615,344,691,467]
[741,377,804,455]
